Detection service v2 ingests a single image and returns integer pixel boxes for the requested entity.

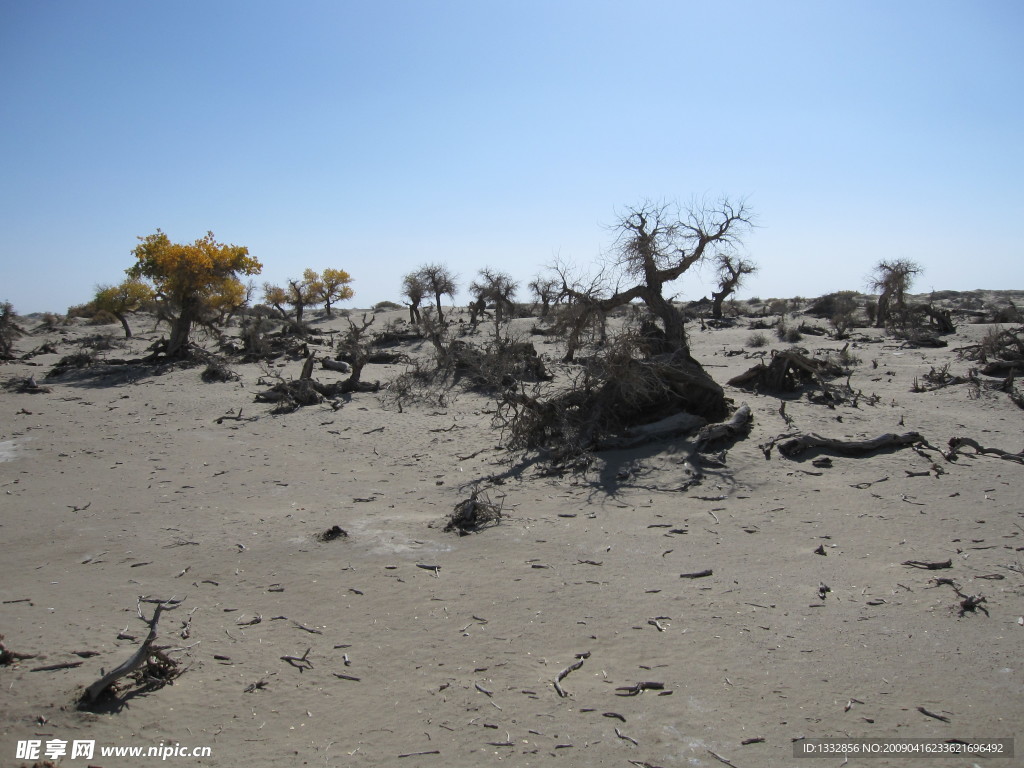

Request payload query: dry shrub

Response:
[0,302,24,359]
[747,332,769,348]
[317,525,348,542]
[88,308,118,326]
[46,351,96,378]
[445,490,502,535]
[201,358,240,382]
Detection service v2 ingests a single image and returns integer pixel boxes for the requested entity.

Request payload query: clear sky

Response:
[2,0,1022,314]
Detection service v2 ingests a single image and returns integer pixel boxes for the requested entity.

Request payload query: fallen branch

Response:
[902,559,952,570]
[31,661,84,672]
[761,431,925,460]
[680,569,713,579]
[615,681,666,696]
[553,651,590,697]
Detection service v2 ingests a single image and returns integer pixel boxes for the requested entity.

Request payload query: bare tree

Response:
[560,199,753,354]
[469,268,518,327]
[869,259,922,328]
[528,275,561,318]
[711,255,757,319]
[416,264,458,323]
[400,272,427,324]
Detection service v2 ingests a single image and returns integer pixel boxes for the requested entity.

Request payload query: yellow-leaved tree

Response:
[127,230,262,358]
[314,268,354,317]
[93,278,155,338]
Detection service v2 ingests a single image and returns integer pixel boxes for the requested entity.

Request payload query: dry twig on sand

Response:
[553,651,590,697]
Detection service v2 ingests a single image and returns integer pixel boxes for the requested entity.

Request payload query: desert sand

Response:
[1,297,1022,767]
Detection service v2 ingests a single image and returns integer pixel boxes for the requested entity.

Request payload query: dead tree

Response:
[528,275,562,318]
[415,263,457,323]
[401,272,426,325]
[711,255,757,319]
[869,259,922,328]
[469,268,518,328]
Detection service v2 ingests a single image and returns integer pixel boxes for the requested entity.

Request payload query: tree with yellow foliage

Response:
[127,230,261,358]
[313,268,354,317]
[93,278,154,338]
[263,269,321,330]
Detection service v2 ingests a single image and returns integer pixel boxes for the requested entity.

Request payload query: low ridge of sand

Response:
[1,298,1021,767]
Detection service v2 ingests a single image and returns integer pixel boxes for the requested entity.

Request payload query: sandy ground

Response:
[1,302,1022,767]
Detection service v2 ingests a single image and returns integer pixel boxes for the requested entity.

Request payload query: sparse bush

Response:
[768,299,789,316]
[747,332,769,348]
[0,302,25,359]
[808,291,859,320]
[78,333,120,351]
[88,309,118,326]
[776,320,803,343]
[46,351,96,377]
[864,299,878,326]
[241,317,277,359]
[990,301,1022,324]
[445,490,502,535]
[831,344,861,368]
[201,358,240,382]
[373,300,403,311]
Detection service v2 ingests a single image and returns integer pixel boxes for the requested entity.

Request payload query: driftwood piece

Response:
[595,411,707,451]
[321,358,352,373]
[761,431,924,459]
[694,404,752,452]
[903,559,952,570]
[946,437,1024,464]
[81,600,180,705]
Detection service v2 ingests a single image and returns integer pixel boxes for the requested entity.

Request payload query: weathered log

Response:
[595,411,708,450]
[321,358,352,373]
[762,431,925,459]
[694,404,753,452]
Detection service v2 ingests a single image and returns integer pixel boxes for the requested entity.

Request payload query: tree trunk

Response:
[434,293,445,323]
[711,290,727,320]
[875,289,891,328]
[115,312,133,339]
[166,312,193,358]
[647,291,688,354]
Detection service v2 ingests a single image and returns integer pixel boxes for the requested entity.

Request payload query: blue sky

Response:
[2,0,1021,314]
